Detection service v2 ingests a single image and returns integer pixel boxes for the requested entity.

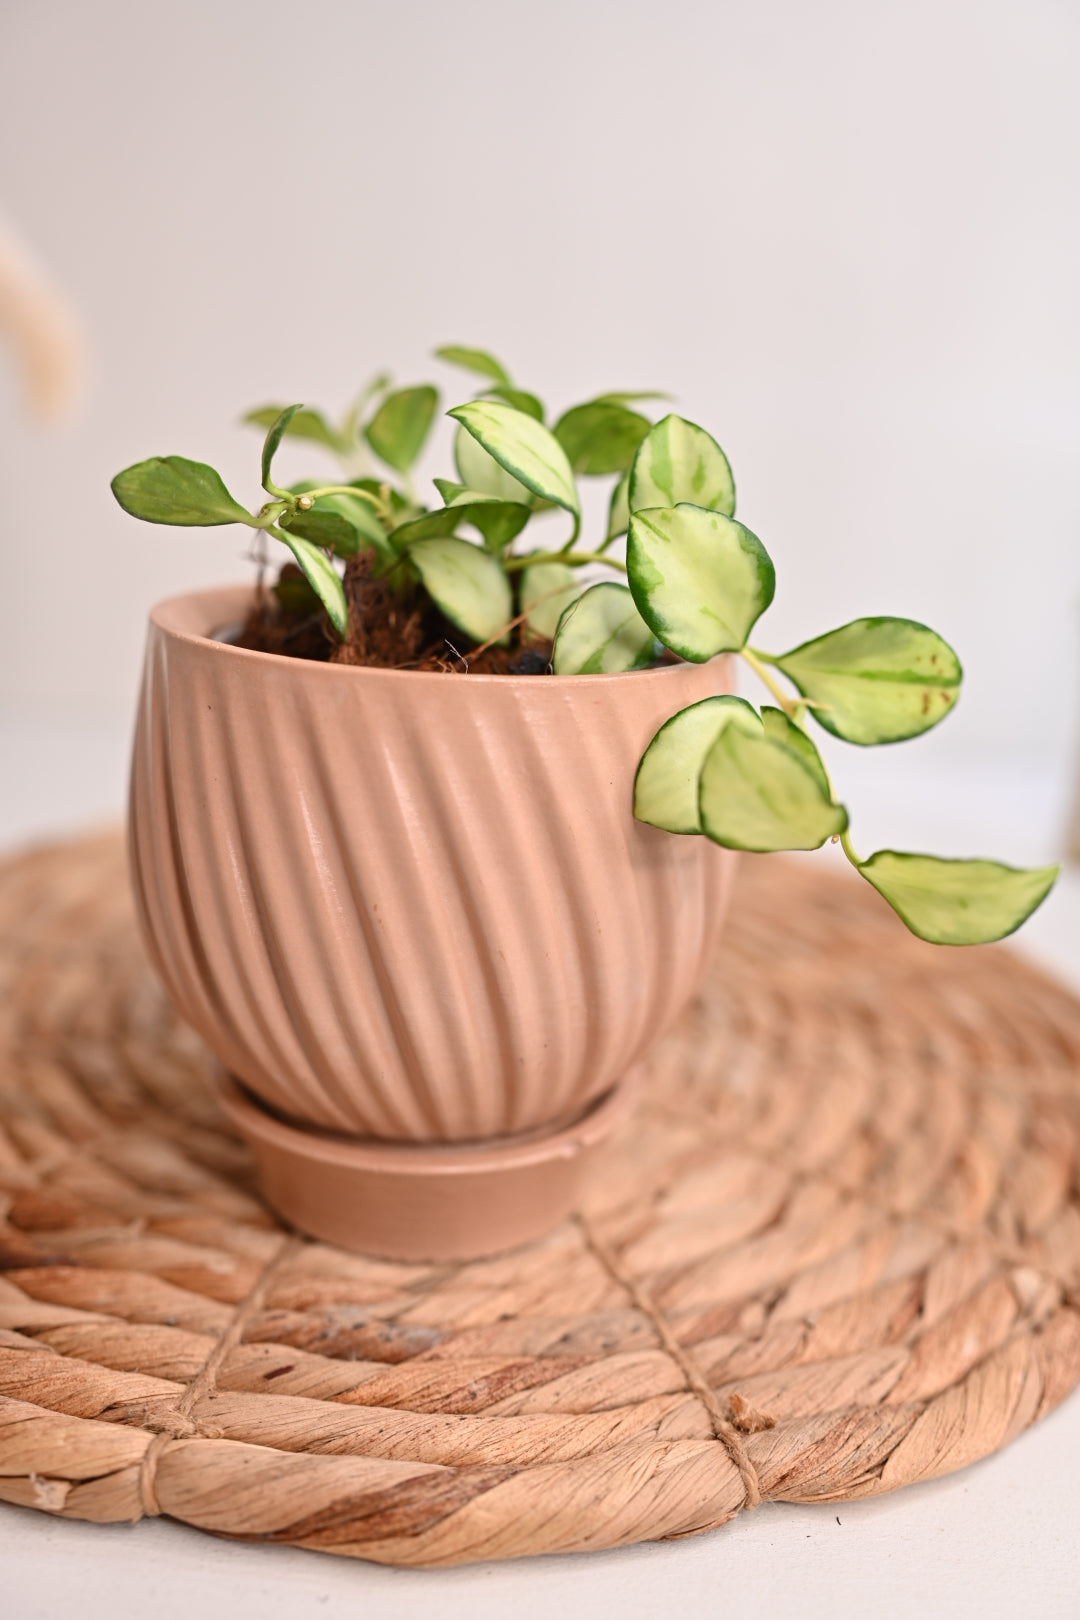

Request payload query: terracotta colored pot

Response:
[129,585,737,1258]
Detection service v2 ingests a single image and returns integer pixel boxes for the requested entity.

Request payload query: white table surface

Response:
[3,714,1080,1620]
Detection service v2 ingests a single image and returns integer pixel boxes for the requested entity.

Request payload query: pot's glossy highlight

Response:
[129,586,736,1252]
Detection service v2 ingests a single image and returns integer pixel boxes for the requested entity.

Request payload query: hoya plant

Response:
[111,347,1057,948]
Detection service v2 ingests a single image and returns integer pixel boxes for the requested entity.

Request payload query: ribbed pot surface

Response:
[129,586,737,1142]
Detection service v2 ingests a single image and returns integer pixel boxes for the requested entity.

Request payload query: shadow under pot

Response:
[128,585,737,1260]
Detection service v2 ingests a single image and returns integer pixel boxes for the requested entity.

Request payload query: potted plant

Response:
[112,347,1057,1261]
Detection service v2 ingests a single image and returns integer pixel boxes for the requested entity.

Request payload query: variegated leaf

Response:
[275,531,347,637]
[775,618,963,746]
[699,725,847,851]
[759,706,831,797]
[405,536,513,644]
[858,851,1059,945]
[634,695,762,835]
[627,503,775,660]
[450,401,580,516]
[551,582,656,674]
[628,414,735,516]
[520,561,580,642]
[454,424,534,504]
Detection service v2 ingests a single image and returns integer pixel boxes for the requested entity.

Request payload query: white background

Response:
[1,2,1080,1615]
[1,0,1078,752]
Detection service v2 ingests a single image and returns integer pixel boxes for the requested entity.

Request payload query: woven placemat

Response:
[1,831,1079,1565]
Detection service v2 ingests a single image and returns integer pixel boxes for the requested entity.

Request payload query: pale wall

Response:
[0,0,1077,758]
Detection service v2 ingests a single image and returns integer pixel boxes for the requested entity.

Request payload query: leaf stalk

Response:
[740,646,797,714]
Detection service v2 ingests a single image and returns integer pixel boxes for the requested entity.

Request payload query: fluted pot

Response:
[129,586,737,1258]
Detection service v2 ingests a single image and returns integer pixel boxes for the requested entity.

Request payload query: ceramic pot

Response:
[129,585,737,1258]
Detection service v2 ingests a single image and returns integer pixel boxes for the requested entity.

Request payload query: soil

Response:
[236,554,555,674]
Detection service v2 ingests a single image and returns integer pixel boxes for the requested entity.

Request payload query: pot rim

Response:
[148,583,719,691]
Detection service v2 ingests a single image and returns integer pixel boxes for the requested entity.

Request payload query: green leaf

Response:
[760,706,831,798]
[774,618,963,746]
[483,385,545,421]
[593,391,673,406]
[857,850,1059,945]
[351,477,411,518]
[450,401,580,516]
[273,573,321,615]
[435,345,512,387]
[606,472,630,543]
[458,498,532,551]
[280,506,360,557]
[454,425,534,504]
[275,532,347,637]
[391,495,531,553]
[342,372,392,441]
[110,456,253,527]
[262,403,301,490]
[520,561,580,642]
[627,504,775,661]
[288,481,389,554]
[553,401,651,476]
[365,385,438,473]
[434,477,468,505]
[405,537,513,644]
[243,405,343,456]
[634,696,762,835]
[699,725,847,852]
[628,414,736,517]
[551,582,656,674]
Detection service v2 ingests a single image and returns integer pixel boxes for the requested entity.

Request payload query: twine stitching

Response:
[136,1233,302,1519]
[578,1213,762,1510]
[6,838,1080,1558]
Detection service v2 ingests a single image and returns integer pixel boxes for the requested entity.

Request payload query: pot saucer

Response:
[215,1068,636,1262]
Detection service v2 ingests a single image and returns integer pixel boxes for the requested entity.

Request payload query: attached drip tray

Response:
[215,1068,636,1262]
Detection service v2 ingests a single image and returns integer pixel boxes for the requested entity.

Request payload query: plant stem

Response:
[503,550,627,575]
[555,510,582,556]
[560,550,627,573]
[739,646,797,713]
[740,647,832,721]
[839,827,863,869]
[252,501,289,529]
[302,483,387,512]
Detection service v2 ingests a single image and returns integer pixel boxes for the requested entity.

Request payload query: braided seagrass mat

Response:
[1,831,1080,1565]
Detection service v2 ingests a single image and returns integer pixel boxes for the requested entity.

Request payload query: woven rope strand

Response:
[136,1234,302,1518]
[4,834,1080,1563]
[578,1214,762,1510]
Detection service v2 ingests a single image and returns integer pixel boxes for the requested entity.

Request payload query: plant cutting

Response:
[113,345,1056,1261]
